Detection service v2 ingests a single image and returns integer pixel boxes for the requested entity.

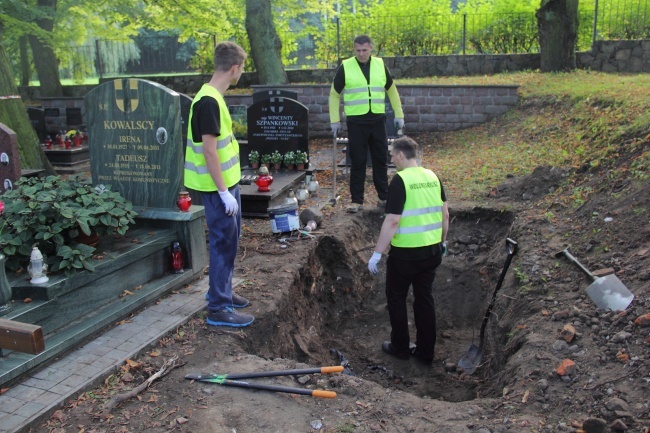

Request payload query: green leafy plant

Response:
[248,150,260,163]
[261,153,272,164]
[232,121,247,139]
[270,150,283,165]
[283,151,296,165]
[294,150,308,165]
[0,175,138,273]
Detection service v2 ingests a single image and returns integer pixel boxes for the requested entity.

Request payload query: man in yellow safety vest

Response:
[329,34,405,213]
[184,41,254,327]
[368,136,449,365]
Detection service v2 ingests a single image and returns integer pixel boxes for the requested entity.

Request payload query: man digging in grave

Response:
[368,136,449,365]
[184,41,254,327]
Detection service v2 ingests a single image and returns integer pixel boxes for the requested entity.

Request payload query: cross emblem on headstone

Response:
[269,97,284,114]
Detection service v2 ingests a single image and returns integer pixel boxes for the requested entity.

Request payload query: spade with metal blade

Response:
[555,248,634,311]
[458,238,518,375]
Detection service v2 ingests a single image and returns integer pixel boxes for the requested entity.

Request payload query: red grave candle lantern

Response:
[254,166,274,192]
[176,191,192,212]
[171,241,184,273]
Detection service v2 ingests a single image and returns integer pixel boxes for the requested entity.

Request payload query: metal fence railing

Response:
[57,0,649,80]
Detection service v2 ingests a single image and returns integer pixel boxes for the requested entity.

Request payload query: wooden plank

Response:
[0,318,45,355]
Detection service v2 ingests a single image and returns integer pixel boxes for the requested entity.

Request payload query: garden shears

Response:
[185,366,342,398]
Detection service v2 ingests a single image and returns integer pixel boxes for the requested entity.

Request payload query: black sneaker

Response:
[410,346,433,366]
[204,292,250,309]
[232,293,250,308]
[382,341,409,360]
[206,307,254,327]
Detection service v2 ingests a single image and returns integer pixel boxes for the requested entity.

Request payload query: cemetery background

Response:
[0,71,647,433]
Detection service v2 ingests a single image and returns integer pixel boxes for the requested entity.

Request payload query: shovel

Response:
[458,238,518,375]
[555,248,634,311]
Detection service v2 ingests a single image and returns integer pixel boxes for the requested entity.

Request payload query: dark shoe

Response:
[382,341,409,360]
[410,346,433,366]
[346,203,363,213]
[231,293,250,308]
[206,307,254,327]
[204,293,250,308]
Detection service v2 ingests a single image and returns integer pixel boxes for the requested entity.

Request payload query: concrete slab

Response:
[0,275,224,433]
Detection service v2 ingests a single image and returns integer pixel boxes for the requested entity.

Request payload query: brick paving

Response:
[0,276,223,433]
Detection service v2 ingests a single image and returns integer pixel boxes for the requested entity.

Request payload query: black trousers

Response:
[385,251,442,359]
[346,121,389,204]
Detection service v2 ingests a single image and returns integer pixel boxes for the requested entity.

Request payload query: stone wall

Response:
[17,40,648,138]
[577,40,650,73]
[224,84,519,137]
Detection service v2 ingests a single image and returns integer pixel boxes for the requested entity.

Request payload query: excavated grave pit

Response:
[244,206,517,403]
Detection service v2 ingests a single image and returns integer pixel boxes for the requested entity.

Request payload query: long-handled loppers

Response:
[185,366,342,398]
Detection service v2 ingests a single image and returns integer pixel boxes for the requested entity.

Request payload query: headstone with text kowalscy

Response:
[84,78,183,209]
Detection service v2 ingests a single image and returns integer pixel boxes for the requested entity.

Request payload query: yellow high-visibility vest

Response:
[391,167,444,248]
[342,57,386,116]
[184,84,240,191]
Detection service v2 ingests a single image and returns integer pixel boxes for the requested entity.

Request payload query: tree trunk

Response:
[28,0,63,97]
[19,36,30,87]
[0,23,55,173]
[245,0,288,85]
[536,0,579,72]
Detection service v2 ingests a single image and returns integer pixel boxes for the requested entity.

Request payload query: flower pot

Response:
[297,163,305,170]
[251,162,260,169]
[287,163,295,170]
[273,163,282,171]
[0,253,13,315]
[74,231,100,247]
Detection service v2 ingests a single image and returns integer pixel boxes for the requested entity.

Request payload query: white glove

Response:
[442,241,448,257]
[331,122,340,138]
[218,190,239,216]
[394,118,405,130]
[368,251,382,274]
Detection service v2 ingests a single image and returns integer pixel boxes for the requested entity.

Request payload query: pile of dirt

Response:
[30,137,650,433]
[488,165,569,202]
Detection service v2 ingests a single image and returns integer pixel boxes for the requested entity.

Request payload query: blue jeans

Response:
[202,186,241,311]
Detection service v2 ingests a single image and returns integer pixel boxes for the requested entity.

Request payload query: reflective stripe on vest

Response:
[184,84,241,191]
[342,57,386,116]
[391,167,444,248]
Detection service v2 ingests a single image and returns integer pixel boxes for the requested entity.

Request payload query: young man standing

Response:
[368,136,449,365]
[184,41,254,327]
[329,34,405,213]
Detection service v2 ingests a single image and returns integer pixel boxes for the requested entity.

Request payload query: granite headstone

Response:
[252,89,299,104]
[84,78,183,209]
[179,93,193,151]
[0,123,22,193]
[245,97,308,166]
[26,107,47,143]
[66,107,83,128]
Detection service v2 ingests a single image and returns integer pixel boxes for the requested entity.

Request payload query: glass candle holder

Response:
[176,191,192,212]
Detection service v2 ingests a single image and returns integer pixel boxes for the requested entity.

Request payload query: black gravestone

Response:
[66,107,83,128]
[44,108,60,117]
[84,78,183,209]
[0,123,22,193]
[252,89,299,104]
[245,97,308,167]
[26,107,47,143]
